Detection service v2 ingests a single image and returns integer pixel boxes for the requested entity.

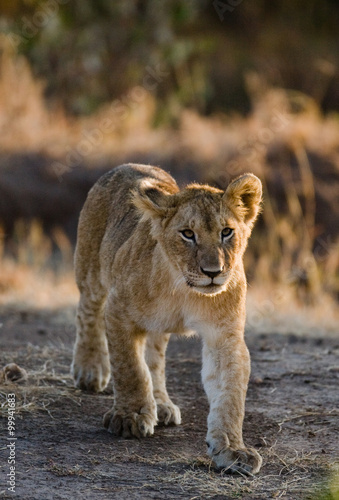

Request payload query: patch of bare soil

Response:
[0,308,338,499]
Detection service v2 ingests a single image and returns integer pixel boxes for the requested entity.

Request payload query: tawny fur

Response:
[72,163,263,475]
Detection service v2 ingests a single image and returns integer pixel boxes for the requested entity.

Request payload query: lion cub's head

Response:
[133,174,262,296]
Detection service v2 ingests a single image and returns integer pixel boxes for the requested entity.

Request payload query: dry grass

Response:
[1,362,336,500]
[0,220,338,337]
[0,36,71,154]
[0,343,74,420]
[246,285,339,337]
[0,259,77,310]
[0,41,338,319]
[0,220,78,310]
[1,324,338,499]
[88,444,338,499]
[1,354,336,500]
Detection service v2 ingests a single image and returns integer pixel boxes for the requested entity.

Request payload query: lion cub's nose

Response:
[200,267,223,279]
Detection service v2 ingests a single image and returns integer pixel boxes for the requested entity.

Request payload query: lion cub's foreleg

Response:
[201,333,262,475]
[103,295,157,438]
[72,288,111,392]
[145,333,181,426]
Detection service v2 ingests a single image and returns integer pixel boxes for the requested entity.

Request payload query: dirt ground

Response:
[0,306,338,500]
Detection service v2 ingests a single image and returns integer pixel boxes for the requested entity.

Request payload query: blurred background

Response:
[0,0,338,331]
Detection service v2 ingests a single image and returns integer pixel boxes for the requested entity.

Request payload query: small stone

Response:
[328,366,339,373]
[1,363,28,383]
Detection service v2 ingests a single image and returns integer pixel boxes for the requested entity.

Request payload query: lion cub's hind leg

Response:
[72,288,111,393]
[146,333,181,426]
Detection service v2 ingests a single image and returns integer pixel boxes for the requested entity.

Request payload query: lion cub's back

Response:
[75,164,177,287]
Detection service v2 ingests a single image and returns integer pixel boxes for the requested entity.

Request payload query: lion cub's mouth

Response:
[185,277,228,296]
[195,284,225,295]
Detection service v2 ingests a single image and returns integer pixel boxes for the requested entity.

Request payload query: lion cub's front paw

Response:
[209,445,262,475]
[103,407,157,438]
[157,401,181,426]
[72,346,110,392]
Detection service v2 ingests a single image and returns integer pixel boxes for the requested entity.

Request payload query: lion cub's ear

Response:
[224,173,262,226]
[132,180,174,220]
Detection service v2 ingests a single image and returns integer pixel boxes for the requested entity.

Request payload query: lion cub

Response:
[72,163,262,475]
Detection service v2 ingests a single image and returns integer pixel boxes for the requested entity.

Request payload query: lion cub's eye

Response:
[180,229,196,242]
[221,227,234,241]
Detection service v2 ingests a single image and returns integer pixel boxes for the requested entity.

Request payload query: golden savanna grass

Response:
[0,221,78,310]
[0,40,338,331]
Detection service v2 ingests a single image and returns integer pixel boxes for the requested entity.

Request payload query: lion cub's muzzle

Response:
[185,266,230,295]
